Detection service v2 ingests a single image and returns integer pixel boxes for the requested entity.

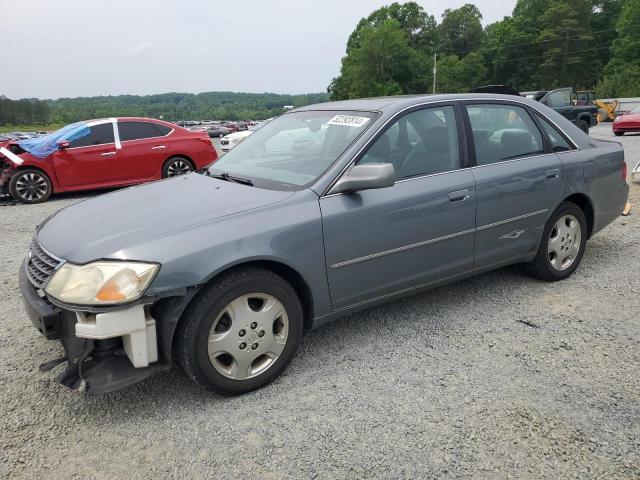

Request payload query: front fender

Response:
[120,190,333,319]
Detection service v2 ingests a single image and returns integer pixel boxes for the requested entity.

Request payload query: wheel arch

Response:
[562,193,594,238]
[10,165,55,192]
[205,259,315,331]
[163,154,195,171]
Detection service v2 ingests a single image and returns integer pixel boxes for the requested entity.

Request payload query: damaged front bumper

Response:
[19,261,171,393]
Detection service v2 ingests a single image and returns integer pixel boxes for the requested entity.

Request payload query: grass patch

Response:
[0,124,63,134]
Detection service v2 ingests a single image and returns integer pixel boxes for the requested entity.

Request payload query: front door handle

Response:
[151,145,167,150]
[449,189,470,203]
[546,168,560,181]
[101,152,117,157]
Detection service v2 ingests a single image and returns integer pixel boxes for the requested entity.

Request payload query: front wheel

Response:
[577,120,589,134]
[162,157,194,178]
[175,267,303,395]
[614,131,624,137]
[9,169,52,204]
[526,202,587,281]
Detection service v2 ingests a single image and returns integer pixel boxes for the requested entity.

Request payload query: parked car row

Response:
[0,131,50,141]
[17,94,629,396]
[0,117,218,203]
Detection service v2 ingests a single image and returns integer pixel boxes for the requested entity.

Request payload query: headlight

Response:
[45,261,159,305]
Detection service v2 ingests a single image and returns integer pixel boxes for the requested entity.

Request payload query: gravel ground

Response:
[1,125,639,479]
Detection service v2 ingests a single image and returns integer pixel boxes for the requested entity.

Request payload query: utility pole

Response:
[432,53,437,95]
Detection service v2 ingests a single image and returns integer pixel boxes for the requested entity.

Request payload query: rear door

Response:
[464,101,564,267]
[117,121,173,179]
[52,121,120,187]
[320,104,476,309]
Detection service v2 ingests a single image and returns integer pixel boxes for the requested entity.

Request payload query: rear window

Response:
[118,122,169,141]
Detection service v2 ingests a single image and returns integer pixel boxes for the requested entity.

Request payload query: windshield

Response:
[210,110,378,190]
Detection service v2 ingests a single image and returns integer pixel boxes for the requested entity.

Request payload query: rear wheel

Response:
[9,169,52,204]
[577,120,589,134]
[175,267,303,395]
[526,202,587,281]
[162,157,194,178]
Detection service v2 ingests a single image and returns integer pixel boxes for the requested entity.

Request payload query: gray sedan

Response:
[20,94,629,395]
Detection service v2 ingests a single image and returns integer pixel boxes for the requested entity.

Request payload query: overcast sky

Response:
[2,0,517,100]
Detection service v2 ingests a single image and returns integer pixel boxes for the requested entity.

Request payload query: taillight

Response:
[622,161,627,181]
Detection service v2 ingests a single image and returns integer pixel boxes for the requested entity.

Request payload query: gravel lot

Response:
[1,125,639,479]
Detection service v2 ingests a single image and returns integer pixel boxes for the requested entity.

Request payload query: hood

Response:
[37,173,294,263]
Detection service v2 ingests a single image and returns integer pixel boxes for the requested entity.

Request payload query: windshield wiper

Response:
[209,171,254,186]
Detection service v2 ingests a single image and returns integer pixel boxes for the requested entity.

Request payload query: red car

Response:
[0,117,218,203]
[613,106,640,136]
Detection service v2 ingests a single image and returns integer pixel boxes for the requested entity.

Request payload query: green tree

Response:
[345,2,437,54]
[610,0,640,66]
[537,0,596,89]
[330,19,429,100]
[437,52,487,93]
[438,4,484,58]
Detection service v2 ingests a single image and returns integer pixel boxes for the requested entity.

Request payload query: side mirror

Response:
[330,163,395,195]
[57,140,70,150]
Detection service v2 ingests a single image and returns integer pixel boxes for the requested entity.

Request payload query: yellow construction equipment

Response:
[595,99,618,123]
[576,90,618,123]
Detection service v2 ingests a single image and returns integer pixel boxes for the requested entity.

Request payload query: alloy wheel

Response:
[207,293,288,380]
[15,172,48,202]
[547,214,582,271]
[166,159,193,177]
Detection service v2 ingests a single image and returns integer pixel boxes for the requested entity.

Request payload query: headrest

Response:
[424,127,450,154]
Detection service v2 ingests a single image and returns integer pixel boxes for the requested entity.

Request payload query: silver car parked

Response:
[20,94,629,395]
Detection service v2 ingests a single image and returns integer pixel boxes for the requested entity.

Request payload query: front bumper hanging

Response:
[19,262,169,393]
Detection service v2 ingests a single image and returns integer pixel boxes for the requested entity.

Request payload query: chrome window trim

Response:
[469,152,556,170]
[328,208,548,270]
[320,96,579,198]
[322,167,472,199]
[63,118,119,151]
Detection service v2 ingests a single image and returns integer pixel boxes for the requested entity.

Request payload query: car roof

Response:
[291,93,536,114]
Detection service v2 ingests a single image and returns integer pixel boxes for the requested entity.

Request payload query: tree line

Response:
[0,91,330,127]
[329,0,640,100]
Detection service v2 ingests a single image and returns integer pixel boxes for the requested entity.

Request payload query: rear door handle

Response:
[101,152,117,157]
[546,168,560,180]
[151,145,167,150]
[449,189,470,203]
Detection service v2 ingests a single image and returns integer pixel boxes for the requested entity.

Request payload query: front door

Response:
[464,102,564,267]
[320,104,477,309]
[53,122,120,187]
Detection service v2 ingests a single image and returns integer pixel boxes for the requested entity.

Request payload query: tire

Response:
[577,120,589,134]
[175,267,304,395]
[219,132,225,138]
[9,169,52,204]
[526,202,587,282]
[162,157,194,178]
[614,131,624,137]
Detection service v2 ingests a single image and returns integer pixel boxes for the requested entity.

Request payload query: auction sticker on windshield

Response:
[327,115,371,128]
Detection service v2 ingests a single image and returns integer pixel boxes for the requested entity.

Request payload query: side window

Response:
[68,123,114,148]
[359,105,460,180]
[118,122,166,141]
[535,115,574,152]
[545,90,571,108]
[155,124,172,136]
[466,104,544,166]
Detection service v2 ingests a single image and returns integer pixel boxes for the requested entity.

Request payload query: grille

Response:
[26,238,63,289]
[221,139,229,145]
